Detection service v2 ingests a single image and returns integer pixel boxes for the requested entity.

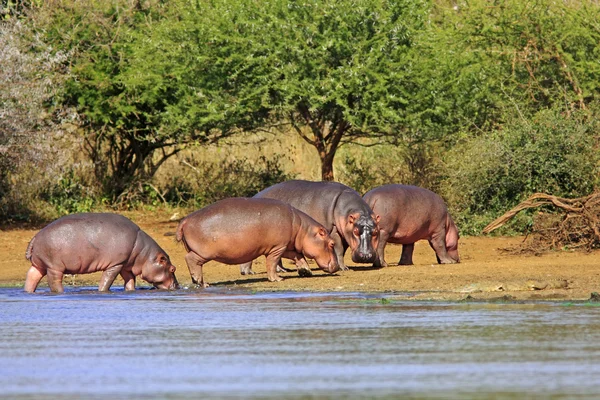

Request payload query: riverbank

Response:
[2,210,599,301]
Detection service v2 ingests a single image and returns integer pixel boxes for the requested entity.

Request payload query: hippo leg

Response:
[120,269,136,291]
[46,269,65,293]
[295,257,313,277]
[428,232,456,264]
[24,266,46,293]
[184,252,209,288]
[276,260,294,273]
[399,244,415,265]
[98,265,122,292]
[240,261,255,275]
[373,230,390,268]
[265,248,285,282]
[331,230,349,271]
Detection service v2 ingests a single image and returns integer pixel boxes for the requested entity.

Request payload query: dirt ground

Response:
[2,209,600,301]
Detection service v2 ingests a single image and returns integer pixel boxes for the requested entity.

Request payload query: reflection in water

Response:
[1,288,600,399]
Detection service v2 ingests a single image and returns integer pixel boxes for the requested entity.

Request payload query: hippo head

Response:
[302,226,339,274]
[141,252,179,290]
[344,213,380,264]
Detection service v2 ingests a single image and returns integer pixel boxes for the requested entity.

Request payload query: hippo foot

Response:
[267,276,284,282]
[339,265,350,271]
[193,282,210,289]
[298,268,313,277]
[241,270,256,275]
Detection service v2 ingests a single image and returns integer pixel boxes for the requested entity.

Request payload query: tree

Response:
[35,0,261,200]
[0,15,73,218]
[152,0,430,181]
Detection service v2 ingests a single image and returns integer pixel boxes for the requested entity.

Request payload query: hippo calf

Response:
[363,184,459,266]
[24,213,179,293]
[176,197,339,287]
[240,180,380,275]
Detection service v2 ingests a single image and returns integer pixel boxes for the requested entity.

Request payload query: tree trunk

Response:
[320,156,335,181]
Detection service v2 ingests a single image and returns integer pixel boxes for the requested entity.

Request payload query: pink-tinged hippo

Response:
[24,213,179,293]
[363,184,460,266]
[240,180,380,275]
[175,197,339,287]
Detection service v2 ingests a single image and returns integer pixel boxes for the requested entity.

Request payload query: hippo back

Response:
[254,180,357,230]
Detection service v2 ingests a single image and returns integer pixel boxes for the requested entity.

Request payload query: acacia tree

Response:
[36,0,263,200]
[154,0,430,181]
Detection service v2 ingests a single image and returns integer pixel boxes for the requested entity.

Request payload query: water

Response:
[1,287,600,399]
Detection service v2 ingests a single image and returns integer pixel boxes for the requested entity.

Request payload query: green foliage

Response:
[145,0,433,180]
[431,0,600,119]
[442,106,600,235]
[42,171,100,216]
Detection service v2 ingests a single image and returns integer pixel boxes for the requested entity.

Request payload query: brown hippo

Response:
[240,180,381,275]
[24,213,179,293]
[363,184,459,266]
[176,197,339,287]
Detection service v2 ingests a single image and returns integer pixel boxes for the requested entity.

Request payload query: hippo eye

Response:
[328,241,334,249]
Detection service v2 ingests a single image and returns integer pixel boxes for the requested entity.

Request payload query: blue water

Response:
[1,287,600,399]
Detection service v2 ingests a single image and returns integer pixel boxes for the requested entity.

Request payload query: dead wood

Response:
[482,192,600,253]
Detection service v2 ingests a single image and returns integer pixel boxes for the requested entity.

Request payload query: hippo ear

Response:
[348,214,357,225]
[375,215,381,225]
[169,265,176,273]
[317,227,327,238]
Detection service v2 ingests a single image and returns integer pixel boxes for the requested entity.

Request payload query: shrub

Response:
[160,154,296,209]
[442,106,600,235]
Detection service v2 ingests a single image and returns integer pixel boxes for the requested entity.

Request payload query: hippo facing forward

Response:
[24,213,179,293]
[176,197,339,287]
[240,180,380,275]
[363,184,459,266]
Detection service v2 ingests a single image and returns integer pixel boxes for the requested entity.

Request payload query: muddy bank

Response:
[2,210,600,301]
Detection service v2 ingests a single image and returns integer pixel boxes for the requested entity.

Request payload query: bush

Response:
[337,142,443,195]
[442,106,600,235]
[160,154,296,209]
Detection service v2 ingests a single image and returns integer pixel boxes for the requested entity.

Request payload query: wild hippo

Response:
[24,213,179,293]
[240,180,380,275]
[363,184,459,266]
[175,197,339,287]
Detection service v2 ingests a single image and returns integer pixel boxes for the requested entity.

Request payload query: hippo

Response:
[363,184,459,266]
[24,213,179,293]
[240,180,380,275]
[175,197,339,287]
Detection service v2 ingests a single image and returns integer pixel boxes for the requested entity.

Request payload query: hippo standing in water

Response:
[176,197,339,287]
[240,180,380,275]
[24,213,179,293]
[363,184,460,266]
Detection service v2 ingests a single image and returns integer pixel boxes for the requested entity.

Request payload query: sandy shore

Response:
[2,210,600,301]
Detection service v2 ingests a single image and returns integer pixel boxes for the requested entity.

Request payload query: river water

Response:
[1,287,599,399]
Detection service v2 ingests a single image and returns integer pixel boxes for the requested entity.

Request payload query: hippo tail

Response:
[175,218,190,252]
[25,235,35,261]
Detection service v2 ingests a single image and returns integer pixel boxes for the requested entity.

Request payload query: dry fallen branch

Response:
[482,192,600,253]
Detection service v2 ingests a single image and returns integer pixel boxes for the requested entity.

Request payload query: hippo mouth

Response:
[351,251,376,264]
[324,261,340,274]
[154,280,180,290]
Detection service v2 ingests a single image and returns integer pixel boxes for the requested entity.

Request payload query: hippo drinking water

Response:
[24,213,179,293]
[363,184,460,266]
[176,197,339,287]
[240,180,380,275]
